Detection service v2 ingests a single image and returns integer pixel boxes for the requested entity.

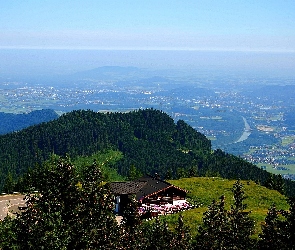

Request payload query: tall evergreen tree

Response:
[280,197,295,249]
[127,165,142,181]
[72,159,120,249]
[14,156,77,249]
[120,195,143,249]
[195,195,229,249]
[142,217,174,250]
[3,171,15,194]
[173,213,192,250]
[195,181,255,249]
[227,180,255,249]
[259,204,286,250]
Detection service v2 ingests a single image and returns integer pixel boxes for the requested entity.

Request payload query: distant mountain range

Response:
[0,109,59,135]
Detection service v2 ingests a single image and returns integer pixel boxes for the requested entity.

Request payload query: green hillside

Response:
[167,177,289,237]
[0,109,210,190]
[0,108,295,197]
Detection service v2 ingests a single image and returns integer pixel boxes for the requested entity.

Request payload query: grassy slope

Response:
[167,177,289,237]
[73,150,126,182]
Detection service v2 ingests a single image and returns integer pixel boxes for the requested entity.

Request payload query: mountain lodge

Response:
[109,175,189,216]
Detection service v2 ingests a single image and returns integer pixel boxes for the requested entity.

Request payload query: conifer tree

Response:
[195,181,255,249]
[274,174,285,195]
[266,174,285,195]
[14,155,77,249]
[188,165,198,177]
[165,168,173,180]
[227,180,255,249]
[280,197,295,249]
[195,195,229,249]
[72,159,120,249]
[127,165,142,181]
[3,171,15,194]
[120,195,143,249]
[142,217,174,250]
[173,213,192,250]
[259,204,285,250]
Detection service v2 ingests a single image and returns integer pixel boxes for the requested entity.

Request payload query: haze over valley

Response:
[1,49,295,179]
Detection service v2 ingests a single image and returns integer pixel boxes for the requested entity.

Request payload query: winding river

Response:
[235,117,251,143]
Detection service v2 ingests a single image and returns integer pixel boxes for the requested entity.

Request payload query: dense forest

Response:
[0,108,294,196]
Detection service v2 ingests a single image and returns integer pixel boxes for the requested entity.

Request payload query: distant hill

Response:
[0,108,294,196]
[0,109,59,135]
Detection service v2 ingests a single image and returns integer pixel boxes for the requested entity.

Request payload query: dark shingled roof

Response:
[109,176,187,201]
[109,181,147,195]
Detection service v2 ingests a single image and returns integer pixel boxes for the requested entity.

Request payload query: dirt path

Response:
[0,194,25,220]
[1,195,124,224]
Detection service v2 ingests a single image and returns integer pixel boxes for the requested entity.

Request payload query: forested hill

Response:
[0,109,59,135]
[0,108,294,196]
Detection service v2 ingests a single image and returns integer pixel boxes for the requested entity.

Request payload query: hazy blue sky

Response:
[1,0,295,51]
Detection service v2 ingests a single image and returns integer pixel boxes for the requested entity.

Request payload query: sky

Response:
[1,0,295,52]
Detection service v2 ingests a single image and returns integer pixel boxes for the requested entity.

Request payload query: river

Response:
[235,117,251,143]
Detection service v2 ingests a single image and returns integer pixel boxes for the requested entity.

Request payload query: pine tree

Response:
[127,165,142,181]
[3,171,15,194]
[227,180,255,249]
[274,174,285,195]
[14,155,77,249]
[71,159,120,249]
[165,168,173,180]
[259,204,286,250]
[173,213,192,250]
[142,217,174,250]
[195,181,255,249]
[188,165,198,177]
[280,197,295,249]
[120,195,143,249]
[195,195,229,249]
[266,174,285,195]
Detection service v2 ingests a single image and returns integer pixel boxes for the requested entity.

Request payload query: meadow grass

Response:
[73,150,125,181]
[165,177,289,238]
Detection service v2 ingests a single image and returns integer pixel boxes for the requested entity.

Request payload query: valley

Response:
[1,67,295,178]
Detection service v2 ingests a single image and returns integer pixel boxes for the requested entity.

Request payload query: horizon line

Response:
[0,46,295,54]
